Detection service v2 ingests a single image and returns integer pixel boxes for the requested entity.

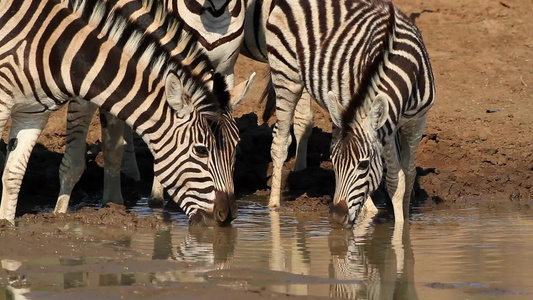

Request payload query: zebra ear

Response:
[370,93,390,130]
[165,72,193,118]
[326,91,344,128]
[228,72,256,110]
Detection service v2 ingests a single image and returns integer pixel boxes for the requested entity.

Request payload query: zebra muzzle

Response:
[329,200,351,228]
[213,190,238,225]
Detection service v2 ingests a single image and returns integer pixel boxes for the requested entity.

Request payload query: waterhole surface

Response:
[1,197,532,299]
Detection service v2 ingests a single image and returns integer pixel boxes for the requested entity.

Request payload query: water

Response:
[1,198,532,299]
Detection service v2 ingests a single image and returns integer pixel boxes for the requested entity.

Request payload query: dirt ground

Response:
[1,0,533,298]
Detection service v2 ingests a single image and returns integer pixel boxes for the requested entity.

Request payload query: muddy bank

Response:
[20,203,165,229]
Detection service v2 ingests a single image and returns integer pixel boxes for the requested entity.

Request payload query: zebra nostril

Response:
[329,200,350,228]
[214,205,229,223]
[214,190,236,224]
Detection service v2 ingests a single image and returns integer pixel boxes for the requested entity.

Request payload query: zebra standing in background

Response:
[58,0,248,209]
[264,0,435,226]
[0,0,254,224]
[241,0,316,174]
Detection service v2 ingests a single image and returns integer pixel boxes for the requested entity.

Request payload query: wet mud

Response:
[20,203,165,229]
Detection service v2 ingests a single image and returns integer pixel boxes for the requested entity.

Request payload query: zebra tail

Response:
[261,69,276,123]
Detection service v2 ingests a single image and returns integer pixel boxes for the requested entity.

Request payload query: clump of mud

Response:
[280,193,331,213]
[0,220,13,228]
[21,203,165,229]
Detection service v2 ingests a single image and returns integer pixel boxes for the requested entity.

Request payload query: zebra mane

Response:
[340,1,395,137]
[63,0,230,115]
[137,0,232,109]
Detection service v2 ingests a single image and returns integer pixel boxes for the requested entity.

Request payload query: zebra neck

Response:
[49,0,194,140]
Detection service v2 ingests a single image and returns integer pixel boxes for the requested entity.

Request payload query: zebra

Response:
[58,0,248,210]
[0,0,255,224]
[263,0,435,226]
[241,0,316,175]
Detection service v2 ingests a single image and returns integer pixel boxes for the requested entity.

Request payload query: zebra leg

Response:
[0,113,50,220]
[0,112,9,180]
[56,100,98,213]
[99,110,125,205]
[269,81,303,208]
[392,219,405,274]
[292,91,314,172]
[398,116,427,219]
[149,178,165,206]
[353,197,378,237]
[363,195,378,214]
[383,136,406,223]
[121,125,140,182]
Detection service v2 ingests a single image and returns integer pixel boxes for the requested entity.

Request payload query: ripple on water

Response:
[4,202,532,299]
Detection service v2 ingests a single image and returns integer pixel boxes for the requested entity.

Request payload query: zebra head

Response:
[326,92,389,228]
[154,70,254,227]
[205,72,256,225]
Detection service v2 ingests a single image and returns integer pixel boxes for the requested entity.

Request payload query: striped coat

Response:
[264,0,435,225]
[0,0,253,224]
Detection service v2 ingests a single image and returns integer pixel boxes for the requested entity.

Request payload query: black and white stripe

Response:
[263,0,435,226]
[242,0,316,175]
[146,0,248,204]
[240,0,274,63]
[328,223,417,299]
[0,0,253,225]
[58,0,250,210]
[164,0,246,84]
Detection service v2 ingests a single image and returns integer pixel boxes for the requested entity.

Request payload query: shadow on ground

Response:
[1,113,433,217]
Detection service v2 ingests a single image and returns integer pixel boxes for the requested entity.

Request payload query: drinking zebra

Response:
[264,0,435,226]
[58,0,248,209]
[0,0,254,224]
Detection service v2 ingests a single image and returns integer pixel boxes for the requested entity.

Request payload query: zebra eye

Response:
[358,160,369,170]
[193,145,209,158]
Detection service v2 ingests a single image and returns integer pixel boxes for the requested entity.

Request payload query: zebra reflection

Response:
[147,226,237,283]
[328,223,417,300]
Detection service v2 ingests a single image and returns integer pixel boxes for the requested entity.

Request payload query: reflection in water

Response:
[269,210,312,295]
[171,225,237,269]
[143,225,238,283]
[328,223,417,300]
[3,206,532,299]
[269,208,416,299]
[266,208,418,299]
